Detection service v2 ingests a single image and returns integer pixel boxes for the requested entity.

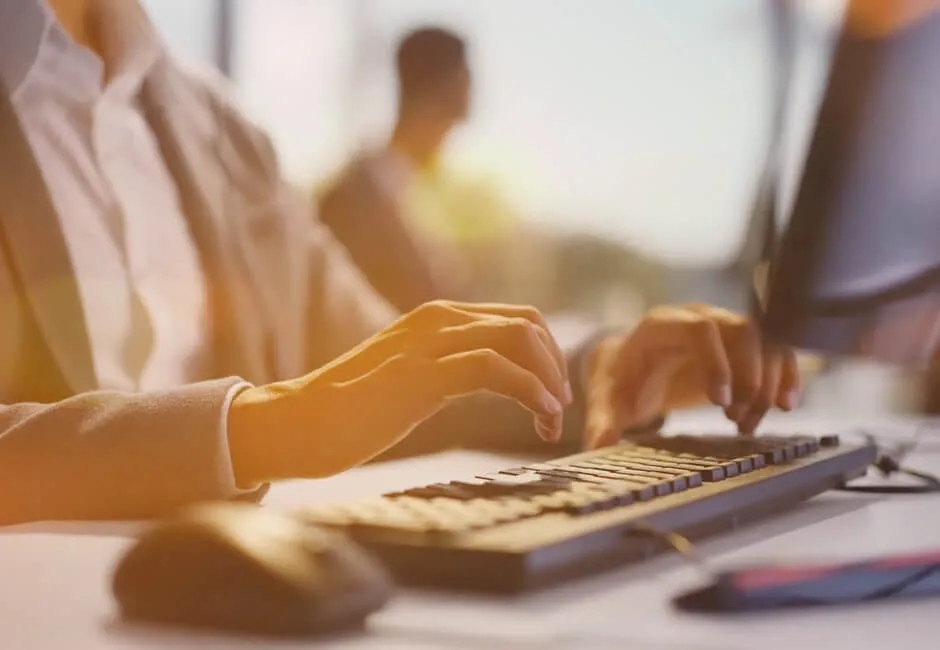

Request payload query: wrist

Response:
[227,384,293,488]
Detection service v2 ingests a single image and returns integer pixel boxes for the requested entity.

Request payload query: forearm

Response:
[0,378,246,525]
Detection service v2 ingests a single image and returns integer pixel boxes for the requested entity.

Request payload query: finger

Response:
[452,303,571,398]
[425,318,569,406]
[623,316,732,408]
[586,335,681,450]
[412,300,571,403]
[585,372,619,449]
[685,305,761,413]
[433,349,564,441]
[736,352,783,436]
[586,410,619,449]
[588,362,680,450]
[584,337,626,449]
[776,347,802,410]
[537,412,564,444]
[405,300,477,332]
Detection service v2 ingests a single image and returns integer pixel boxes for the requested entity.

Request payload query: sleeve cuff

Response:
[217,380,260,496]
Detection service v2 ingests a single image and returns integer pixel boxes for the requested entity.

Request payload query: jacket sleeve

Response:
[0,378,258,526]
[184,61,400,368]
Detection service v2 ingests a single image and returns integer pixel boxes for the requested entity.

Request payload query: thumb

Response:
[620,354,686,427]
[585,388,620,450]
[588,352,685,449]
[583,337,622,450]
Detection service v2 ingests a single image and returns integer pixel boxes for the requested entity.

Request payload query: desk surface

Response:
[3,410,940,650]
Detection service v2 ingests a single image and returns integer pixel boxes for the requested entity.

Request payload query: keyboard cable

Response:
[836,422,940,495]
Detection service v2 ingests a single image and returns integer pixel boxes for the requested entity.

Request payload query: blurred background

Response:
[141,0,922,414]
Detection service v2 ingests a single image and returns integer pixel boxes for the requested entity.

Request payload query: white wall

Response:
[229,0,358,185]
[141,0,218,64]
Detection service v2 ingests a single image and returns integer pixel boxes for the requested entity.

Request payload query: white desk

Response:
[3,410,940,650]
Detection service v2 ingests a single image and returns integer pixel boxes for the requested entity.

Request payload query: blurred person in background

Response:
[318,27,478,312]
[320,26,668,322]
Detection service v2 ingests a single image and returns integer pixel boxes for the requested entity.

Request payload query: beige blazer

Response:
[0,56,600,526]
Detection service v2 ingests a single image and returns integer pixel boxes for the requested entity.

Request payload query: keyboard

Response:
[302,433,877,592]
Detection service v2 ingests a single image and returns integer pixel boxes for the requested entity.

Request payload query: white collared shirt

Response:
[0,0,246,492]
[10,1,210,392]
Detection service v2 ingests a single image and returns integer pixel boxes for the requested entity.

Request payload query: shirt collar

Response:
[0,0,163,99]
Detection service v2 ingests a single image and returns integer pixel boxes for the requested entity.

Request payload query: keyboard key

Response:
[576,460,645,475]
[610,458,683,478]
[622,450,726,482]
[718,460,739,477]
[303,433,837,549]
[401,484,474,500]
[590,457,674,478]
[475,472,542,485]
[530,468,603,483]
[607,453,700,474]
[568,464,634,482]
[794,439,814,457]
[682,472,704,488]
[760,447,787,464]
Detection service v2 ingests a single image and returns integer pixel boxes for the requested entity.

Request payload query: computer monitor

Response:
[760,1,940,367]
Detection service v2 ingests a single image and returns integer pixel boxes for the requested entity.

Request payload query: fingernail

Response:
[714,384,732,408]
[542,392,564,415]
[784,389,800,410]
[535,416,563,443]
[587,426,613,450]
[738,414,759,436]
[726,402,746,422]
[535,420,553,442]
[563,381,574,404]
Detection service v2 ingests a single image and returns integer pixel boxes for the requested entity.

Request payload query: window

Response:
[348,0,846,264]
[142,0,219,66]
[228,0,358,185]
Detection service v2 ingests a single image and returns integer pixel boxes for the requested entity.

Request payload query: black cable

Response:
[834,427,940,495]
[837,460,940,495]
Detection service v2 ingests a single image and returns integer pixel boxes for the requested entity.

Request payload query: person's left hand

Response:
[584,304,801,449]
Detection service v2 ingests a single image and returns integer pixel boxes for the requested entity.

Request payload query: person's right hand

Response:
[227,300,572,486]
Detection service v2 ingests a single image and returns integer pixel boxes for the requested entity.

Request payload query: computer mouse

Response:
[111,502,394,637]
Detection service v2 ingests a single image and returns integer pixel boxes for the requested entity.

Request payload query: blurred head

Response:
[396,27,471,136]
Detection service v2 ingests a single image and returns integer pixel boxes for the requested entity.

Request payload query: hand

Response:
[228,300,572,485]
[584,304,801,449]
